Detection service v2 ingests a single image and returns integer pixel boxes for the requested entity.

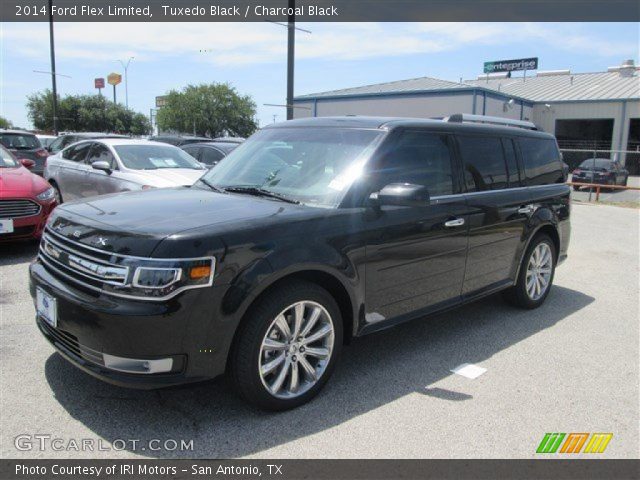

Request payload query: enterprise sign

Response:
[484,57,538,73]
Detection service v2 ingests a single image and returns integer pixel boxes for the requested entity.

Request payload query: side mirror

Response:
[372,183,430,208]
[19,158,36,169]
[92,161,112,174]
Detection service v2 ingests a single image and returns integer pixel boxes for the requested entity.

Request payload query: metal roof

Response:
[295,70,640,103]
[466,71,640,102]
[295,76,468,100]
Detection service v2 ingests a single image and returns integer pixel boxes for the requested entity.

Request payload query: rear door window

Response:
[62,142,92,162]
[86,143,116,169]
[457,135,508,191]
[518,137,562,185]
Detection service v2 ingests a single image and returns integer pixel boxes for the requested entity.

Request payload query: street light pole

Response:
[48,0,59,134]
[286,0,295,120]
[117,57,134,109]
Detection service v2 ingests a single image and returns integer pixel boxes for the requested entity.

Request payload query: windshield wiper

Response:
[224,186,300,204]
[197,177,226,194]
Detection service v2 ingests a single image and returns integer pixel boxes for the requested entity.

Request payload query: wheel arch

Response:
[224,267,357,372]
[514,222,561,283]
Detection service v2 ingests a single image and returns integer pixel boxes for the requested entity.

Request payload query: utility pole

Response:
[117,57,134,108]
[286,0,295,120]
[48,0,59,134]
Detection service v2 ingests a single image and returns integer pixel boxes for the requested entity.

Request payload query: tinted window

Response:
[62,142,92,162]
[181,145,201,160]
[86,144,116,168]
[201,147,225,165]
[519,137,562,185]
[0,133,40,150]
[371,131,454,196]
[458,136,507,191]
[502,138,520,186]
[48,136,65,153]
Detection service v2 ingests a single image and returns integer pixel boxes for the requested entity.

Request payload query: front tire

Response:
[503,234,556,309]
[230,281,343,411]
[50,181,63,204]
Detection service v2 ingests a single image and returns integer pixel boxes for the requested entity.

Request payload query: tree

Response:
[26,90,151,135]
[156,83,257,138]
[0,116,13,129]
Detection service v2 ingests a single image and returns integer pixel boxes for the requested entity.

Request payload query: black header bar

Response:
[3,0,640,22]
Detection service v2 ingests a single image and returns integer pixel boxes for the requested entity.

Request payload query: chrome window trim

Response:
[430,183,565,201]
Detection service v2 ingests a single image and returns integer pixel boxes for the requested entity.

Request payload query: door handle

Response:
[518,205,535,215]
[444,218,465,228]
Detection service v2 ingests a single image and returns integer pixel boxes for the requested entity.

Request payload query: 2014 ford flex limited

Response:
[30,115,570,410]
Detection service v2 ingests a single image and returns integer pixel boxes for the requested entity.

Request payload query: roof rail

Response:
[445,113,538,130]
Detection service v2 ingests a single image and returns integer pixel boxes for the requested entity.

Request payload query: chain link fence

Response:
[559,147,640,175]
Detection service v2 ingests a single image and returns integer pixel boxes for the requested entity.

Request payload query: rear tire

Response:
[230,281,343,411]
[503,234,556,309]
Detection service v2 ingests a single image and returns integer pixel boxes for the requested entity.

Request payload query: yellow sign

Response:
[107,73,122,86]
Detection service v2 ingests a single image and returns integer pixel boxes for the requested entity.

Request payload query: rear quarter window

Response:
[518,137,563,185]
[457,135,508,191]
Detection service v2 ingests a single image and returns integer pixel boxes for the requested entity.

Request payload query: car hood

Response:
[47,187,311,257]
[127,168,205,187]
[0,166,49,196]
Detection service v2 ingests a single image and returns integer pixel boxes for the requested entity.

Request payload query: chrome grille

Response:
[39,231,129,288]
[0,199,41,218]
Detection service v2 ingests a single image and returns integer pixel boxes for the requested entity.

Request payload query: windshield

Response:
[114,144,204,170]
[199,127,383,207]
[578,159,613,170]
[0,146,19,167]
[0,133,41,150]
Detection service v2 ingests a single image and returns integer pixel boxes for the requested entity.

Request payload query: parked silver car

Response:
[44,139,207,203]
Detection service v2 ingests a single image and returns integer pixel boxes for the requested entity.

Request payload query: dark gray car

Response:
[181,141,238,168]
[0,130,48,175]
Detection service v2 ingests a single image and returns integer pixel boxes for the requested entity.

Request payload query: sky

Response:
[1,22,638,130]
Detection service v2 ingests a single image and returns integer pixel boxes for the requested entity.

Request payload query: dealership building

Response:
[293,59,640,172]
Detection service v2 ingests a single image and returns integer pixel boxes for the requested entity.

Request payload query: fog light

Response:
[103,354,173,374]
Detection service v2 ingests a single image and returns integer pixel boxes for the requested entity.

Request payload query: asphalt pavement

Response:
[0,202,638,459]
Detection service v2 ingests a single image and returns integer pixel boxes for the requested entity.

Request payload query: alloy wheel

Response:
[525,243,553,301]
[258,300,335,399]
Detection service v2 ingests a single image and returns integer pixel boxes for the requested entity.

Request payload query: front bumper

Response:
[0,205,53,242]
[30,259,232,389]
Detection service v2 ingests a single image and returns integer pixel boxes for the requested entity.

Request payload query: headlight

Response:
[36,187,55,201]
[102,257,215,300]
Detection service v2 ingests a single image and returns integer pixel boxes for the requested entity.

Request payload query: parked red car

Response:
[0,144,57,242]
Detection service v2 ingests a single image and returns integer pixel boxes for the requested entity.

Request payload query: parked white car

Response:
[44,139,207,203]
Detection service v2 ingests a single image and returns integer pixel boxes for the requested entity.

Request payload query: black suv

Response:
[30,115,570,410]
